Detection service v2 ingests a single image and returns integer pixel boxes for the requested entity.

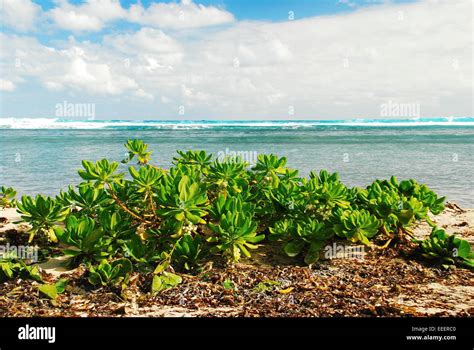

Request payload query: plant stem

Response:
[148,192,157,216]
[107,185,152,224]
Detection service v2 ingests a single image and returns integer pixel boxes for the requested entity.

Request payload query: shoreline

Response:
[2,117,474,130]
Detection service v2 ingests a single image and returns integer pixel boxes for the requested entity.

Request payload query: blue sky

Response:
[3,0,416,45]
[27,0,416,21]
[0,0,471,120]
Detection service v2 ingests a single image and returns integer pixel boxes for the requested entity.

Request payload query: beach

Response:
[1,202,472,317]
[1,119,473,317]
[1,0,472,342]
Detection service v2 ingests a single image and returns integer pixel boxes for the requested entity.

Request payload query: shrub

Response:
[16,195,69,243]
[88,258,133,287]
[0,251,42,282]
[5,139,471,294]
[417,227,474,269]
[0,186,17,208]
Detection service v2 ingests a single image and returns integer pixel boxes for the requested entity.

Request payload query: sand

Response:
[0,203,473,317]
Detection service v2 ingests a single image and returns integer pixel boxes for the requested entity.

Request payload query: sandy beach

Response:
[1,1,473,346]
[1,202,473,317]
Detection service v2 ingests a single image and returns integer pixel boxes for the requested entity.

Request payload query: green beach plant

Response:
[79,159,152,224]
[16,195,69,243]
[4,137,470,298]
[209,194,255,220]
[206,159,249,196]
[156,175,208,234]
[333,208,381,246]
[270,217,334,265]
[173,234,205,271]
[151,270,182,294]
[265,182,302,221]
[122,139,152,165]
[397,179,446,215]
[58,185,113,215]
[417,227,474,269]
[123,235,162,266]
[88,258,133,287]
[0,186,17,208]
[55,216,109,265]
[173,150,212,175]
[129,165,162,194]
[78,159,123,188]
[208,210,264,262]
[252,154,289,188]
[99,210,137,248]
[38,279,68,300]
[150,259,183,293]
[0,251,42,282]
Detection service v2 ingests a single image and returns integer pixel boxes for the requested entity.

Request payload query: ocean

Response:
[0,118,473,207]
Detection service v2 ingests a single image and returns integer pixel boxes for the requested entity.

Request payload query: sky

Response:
[0,0,472,120]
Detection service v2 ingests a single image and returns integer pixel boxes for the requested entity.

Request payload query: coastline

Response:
[1,202,473,317]
[2,117,474,129]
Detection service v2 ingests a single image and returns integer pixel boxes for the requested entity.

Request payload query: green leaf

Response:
[304,241,324,265]
[164,272,182,286]
[454,239,471,259]
[153,262,169,275]
[283,241,303,257]
[55,279,68,293]
[151,272,182,294]
[223,279,235,290]
[151,275,163,293]
[38,284,58,299]
[88,271,103,286]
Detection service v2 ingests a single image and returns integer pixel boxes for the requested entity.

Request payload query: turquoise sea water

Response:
[0,118,473,207]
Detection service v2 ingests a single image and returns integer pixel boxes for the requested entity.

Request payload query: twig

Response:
[107,185,152,224]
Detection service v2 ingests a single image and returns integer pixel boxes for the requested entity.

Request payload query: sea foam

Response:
[0,117,473,129]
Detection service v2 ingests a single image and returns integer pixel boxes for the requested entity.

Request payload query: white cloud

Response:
[128,0,235,29]
[105,27,182,54]
[0,34,138,96]
[0,0,41,32]
[135,88,154,100]
[0,0,471,118]
[43,81,63,91]
[63,57,138,94]
[338,0,357,8]
[0,79,16,92]
[48,0,126,32]
[44,0,234,32]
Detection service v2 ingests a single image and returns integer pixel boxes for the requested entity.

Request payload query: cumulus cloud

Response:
[0,79,16,92]
[105,27,182,55]
[63,57,138,94]
[0,0,41,32]
[48,0,126,32]
[0,0,471,118]
[0,33,138,96]
[43,0,234,32]
[128,0,235,29]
